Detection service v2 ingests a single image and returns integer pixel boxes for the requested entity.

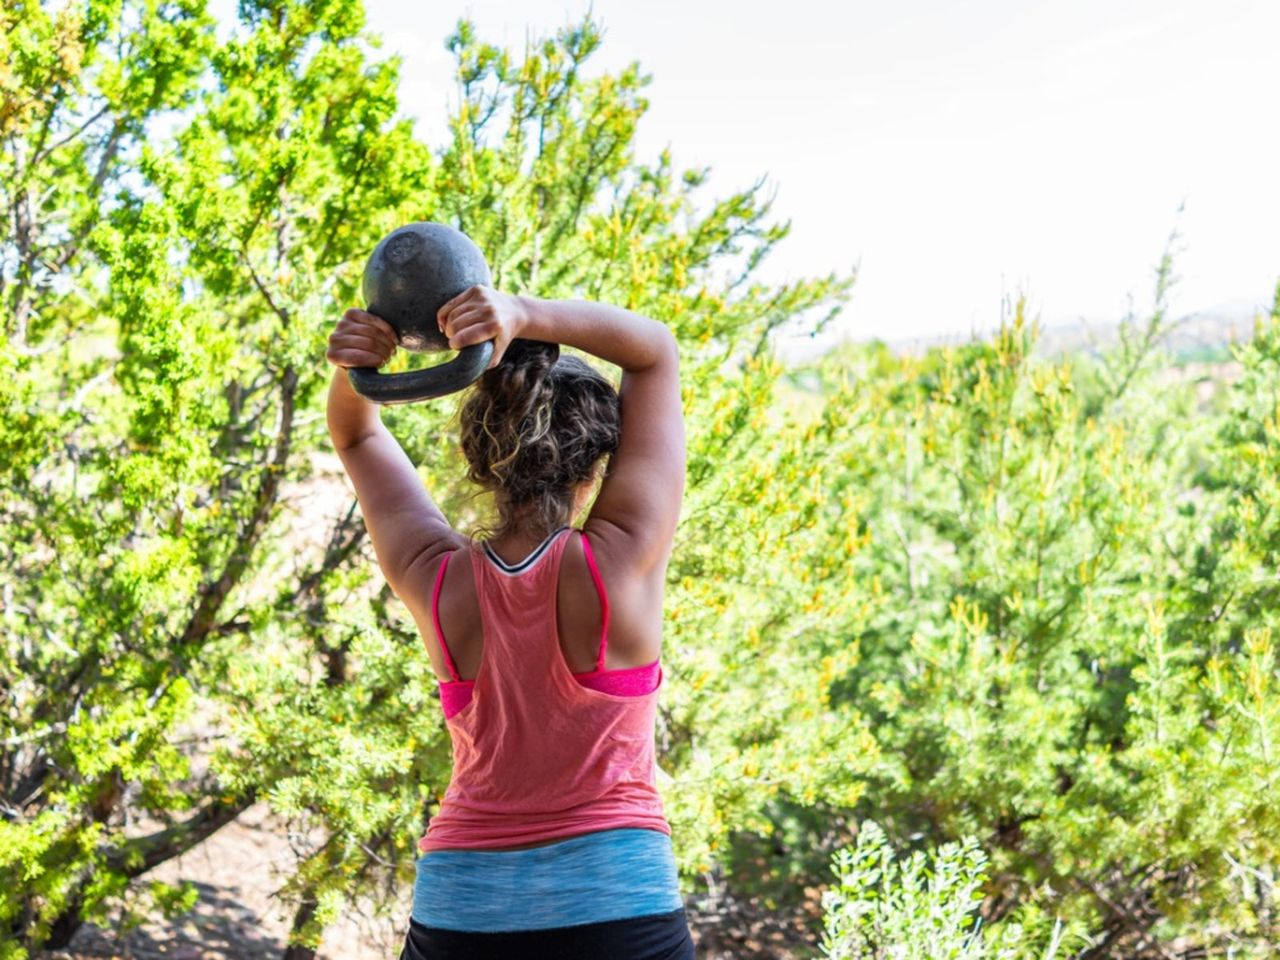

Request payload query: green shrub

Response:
[820,820,1078,959]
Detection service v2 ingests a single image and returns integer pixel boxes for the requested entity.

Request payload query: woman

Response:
[325,284,693,959]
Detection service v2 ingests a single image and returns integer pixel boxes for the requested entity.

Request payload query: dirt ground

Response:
[40,802,822,960]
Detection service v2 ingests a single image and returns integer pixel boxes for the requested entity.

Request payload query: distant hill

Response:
[881,303,1269,365]
[773,298,1275,373]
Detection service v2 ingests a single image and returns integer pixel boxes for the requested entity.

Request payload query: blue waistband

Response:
[412,828,683,932]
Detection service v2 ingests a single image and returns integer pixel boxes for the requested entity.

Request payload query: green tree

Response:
[2,3,863,954]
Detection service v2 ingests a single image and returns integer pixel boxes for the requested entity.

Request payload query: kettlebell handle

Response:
[346,340,494,405]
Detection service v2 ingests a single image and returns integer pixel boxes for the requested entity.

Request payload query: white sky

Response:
[217,0,1280,355]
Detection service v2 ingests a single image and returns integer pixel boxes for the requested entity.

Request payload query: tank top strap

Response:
[579,529,611,672]
[431,550,462,683]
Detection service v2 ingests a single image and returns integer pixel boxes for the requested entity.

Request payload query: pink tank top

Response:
[419,526,670,852]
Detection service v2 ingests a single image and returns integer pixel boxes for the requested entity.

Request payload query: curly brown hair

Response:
[458,338,620,543]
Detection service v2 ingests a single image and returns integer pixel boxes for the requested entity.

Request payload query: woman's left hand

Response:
[327,308,399,369]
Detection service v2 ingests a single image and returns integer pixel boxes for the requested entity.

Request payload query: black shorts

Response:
[398,906,695,960]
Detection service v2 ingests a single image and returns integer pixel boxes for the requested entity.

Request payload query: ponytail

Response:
[459,339,619,543]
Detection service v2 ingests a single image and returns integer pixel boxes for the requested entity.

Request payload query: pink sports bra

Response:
[430,526,661,719]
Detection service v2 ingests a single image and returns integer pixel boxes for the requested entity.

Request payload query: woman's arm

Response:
[326,311,459,601]
[514,296,675,373]
[440,290,685,574]
[438,287,675,374]
[326,363,383,449]
[326,307,394,448]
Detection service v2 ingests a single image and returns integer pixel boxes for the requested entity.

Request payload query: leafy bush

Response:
[2,0,1277,957]
[820,820,1075,960]
[789,295,1280,958]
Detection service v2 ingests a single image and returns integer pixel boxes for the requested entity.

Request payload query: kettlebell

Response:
[347,222,495,404]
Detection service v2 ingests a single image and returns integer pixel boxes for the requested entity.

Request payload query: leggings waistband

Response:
[412,828,683,932]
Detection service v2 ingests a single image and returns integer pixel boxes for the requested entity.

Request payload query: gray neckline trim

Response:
[481,526,572,576]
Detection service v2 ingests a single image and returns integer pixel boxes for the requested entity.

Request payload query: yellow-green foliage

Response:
[804,298,1280,957]
[2,1,1277,957]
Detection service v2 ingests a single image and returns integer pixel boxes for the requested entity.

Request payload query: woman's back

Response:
[417,524,668,852]
[420,522,666,684]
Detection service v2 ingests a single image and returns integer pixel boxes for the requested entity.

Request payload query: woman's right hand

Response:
[437,286,529,370]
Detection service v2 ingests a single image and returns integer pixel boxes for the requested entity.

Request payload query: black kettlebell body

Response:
[347,222,495,404]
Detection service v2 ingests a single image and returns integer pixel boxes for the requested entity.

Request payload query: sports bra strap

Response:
[580,530,610,672]
[431,551,461,682]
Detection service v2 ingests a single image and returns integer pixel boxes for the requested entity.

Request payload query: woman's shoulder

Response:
[568,523,668,665]
[579,518,666,568]
[574,521,672,610]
